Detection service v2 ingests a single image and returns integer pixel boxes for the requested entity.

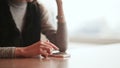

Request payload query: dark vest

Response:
[0,1,42,47]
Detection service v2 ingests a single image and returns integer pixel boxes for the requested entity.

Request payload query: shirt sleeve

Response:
[0,47,15,58]
[40,5,68,52]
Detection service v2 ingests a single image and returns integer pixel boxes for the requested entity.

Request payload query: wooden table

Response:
[1,43,120,68]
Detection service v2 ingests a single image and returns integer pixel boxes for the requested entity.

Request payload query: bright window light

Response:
[63,0,120,40]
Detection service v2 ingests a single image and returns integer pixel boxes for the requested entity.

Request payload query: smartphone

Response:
[49,52,70,58]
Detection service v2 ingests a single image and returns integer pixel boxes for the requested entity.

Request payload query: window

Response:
[63,0,120,43]
[39,0,120,43]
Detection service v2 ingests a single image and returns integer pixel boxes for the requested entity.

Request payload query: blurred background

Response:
[38,1,120,67]
[39,0,120,44]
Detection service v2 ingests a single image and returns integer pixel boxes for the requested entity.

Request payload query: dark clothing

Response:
[0,1,42,47]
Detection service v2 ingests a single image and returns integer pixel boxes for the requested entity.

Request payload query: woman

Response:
[0,0,67,58]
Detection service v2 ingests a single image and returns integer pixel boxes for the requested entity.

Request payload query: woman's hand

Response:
[15,41,59,58]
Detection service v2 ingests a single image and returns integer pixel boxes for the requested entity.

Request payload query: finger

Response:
[43,50,49,58]
[40,42,53,50]
[40,50,48,58]
[40,46,52,54]
[40,41,59,52]
[45,41,59,50]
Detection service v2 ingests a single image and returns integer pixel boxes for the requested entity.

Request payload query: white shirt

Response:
[9,2,27,32]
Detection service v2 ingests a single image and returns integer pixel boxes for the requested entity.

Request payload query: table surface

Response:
[1,43,120,68]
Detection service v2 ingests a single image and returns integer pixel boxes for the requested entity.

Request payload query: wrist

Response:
[57,15,66,23]
[57,15,64,19]
[15,47,26,58]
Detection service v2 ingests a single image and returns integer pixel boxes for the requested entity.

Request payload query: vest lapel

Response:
[4,1,20,34]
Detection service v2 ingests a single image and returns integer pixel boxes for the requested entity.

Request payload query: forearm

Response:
[56,22,68,52]
[15,47,25,58]
[41,0,68,52]
[42,20,68,51]
[45,22,68,52]
[0,47,29,58]
[56,0,68,52]
[0,47,15,58]
[56,0,65,23]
